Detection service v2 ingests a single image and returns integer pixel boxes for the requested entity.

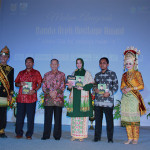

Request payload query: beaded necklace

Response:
[127,70,135,81]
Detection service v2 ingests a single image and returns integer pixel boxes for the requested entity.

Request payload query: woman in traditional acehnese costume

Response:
[67,58,94,141]
[121,46,146,144]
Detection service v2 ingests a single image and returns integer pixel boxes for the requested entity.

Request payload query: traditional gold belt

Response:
[0,97,8,107]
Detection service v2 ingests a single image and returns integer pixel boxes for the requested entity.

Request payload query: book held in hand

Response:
[22,82,32,94]
[75,76,84,87]
[66,75,84,88]
[98,84,106,95]
[66,75,76,86]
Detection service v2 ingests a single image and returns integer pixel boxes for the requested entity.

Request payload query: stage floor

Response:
[0,122,150,150]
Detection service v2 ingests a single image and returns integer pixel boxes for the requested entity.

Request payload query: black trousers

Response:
[42,106,62,139]
[0,107,7,132]
[15,102,36,137]
[94,106,114,141]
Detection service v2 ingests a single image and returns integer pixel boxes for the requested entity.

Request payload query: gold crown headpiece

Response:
[123,46,140,71]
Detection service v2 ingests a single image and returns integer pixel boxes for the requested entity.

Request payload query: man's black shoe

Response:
[55,138,60,140]
[94,138,101,142]
[41,137,49,140]
[108,140,113,143]
[0,133,7,138]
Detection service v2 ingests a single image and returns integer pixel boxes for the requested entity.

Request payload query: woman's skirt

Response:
[71,117,88,139]
[121,92,140,126]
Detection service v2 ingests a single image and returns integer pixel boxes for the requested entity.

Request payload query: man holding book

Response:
[15,57,42,139]
[94,57,118,143]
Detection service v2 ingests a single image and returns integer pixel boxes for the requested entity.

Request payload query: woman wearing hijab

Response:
[67,58,94,141]
[121,47,146,144]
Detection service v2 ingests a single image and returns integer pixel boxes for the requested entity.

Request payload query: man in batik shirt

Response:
[94,57,118,143]
[0,46,14,138]
[15,57,42,140]
[41,59,65,140]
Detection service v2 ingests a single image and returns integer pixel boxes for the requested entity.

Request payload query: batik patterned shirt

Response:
[15,68,42,103]
[94,69,118,107]
[42,70,65,107]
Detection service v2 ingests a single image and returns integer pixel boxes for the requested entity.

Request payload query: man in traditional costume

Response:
[121,46,146,144]
[0,46,14,138]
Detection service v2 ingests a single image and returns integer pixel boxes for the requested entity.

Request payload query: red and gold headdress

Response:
[123,46,140,71]
[0,46,10,57]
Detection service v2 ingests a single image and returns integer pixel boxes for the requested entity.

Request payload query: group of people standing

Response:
[0,46,146,145]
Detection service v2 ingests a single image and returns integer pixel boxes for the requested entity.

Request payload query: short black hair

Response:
[99,57,109,64]
[25,57,34,63]
[51,59,59,64]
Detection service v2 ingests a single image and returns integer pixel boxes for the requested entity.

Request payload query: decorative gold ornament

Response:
[123,46,140,71]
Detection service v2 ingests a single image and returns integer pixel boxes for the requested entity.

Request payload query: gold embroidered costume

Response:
[121,46,146,144]
[0,46,14,138]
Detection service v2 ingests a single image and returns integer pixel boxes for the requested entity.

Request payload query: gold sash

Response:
[0,66,10,96]
[123,72,146,115]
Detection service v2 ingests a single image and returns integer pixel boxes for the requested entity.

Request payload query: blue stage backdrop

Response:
[0,0,150,126]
